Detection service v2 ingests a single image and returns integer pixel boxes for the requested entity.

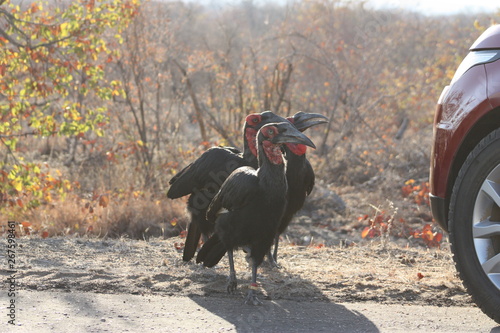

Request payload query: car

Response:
[430,24,500,324]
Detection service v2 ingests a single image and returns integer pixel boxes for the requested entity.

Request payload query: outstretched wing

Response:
[206,166,259,223]
[167,147,244,199]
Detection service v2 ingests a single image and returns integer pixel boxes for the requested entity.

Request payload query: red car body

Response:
[430,25,500,231]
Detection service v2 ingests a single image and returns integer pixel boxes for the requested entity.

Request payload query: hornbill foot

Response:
[226,274,238,294]
[266,251,280,268]
[244,286,262,306]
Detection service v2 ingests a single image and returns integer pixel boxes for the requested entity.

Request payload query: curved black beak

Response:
[291,112,329,132]
[271,122,316,149]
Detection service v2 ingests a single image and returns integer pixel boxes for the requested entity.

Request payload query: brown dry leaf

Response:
[99,195,109,208]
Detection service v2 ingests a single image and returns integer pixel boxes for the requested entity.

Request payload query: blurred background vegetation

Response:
[1,0,498,246]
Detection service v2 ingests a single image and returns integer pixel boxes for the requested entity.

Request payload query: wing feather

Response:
[206,166,258,222]
[167,147,244,199]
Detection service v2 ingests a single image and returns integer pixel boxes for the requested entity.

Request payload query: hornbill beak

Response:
[290,112,329,132]
[271,122,316,149]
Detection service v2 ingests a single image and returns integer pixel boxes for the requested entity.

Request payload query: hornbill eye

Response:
[246,114,262,126]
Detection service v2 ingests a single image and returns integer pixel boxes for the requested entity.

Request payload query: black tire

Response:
[449,128,500,324]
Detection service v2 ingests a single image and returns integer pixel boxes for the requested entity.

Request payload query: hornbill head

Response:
[244,111,288,157]
[260,122,316,149]
[245,111,287,130]
[287,111,329,132]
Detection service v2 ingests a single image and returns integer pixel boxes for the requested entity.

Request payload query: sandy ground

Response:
[3,237,470,305]
[1,236,499,331]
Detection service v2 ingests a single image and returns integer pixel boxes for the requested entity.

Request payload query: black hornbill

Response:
[167,111,327,262]
[196,122,316,305]
[269,112,327,265]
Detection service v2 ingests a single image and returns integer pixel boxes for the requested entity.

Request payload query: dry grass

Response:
[6,192,188,240]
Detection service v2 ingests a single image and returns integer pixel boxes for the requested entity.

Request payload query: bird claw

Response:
[244,290,262,306]
[266,252,280,268]
[226,275,237,294]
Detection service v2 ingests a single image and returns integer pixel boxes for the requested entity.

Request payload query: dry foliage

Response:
[1,0,499,248]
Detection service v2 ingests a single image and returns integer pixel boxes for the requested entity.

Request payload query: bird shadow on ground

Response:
[188,263,379,333]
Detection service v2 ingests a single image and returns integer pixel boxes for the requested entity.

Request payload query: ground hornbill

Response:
[268,113,327,265]
[167,111,284,261]
[167,111,327,262]
[196,122,316,305]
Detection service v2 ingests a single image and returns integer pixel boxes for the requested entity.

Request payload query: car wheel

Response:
[449,128,500,324]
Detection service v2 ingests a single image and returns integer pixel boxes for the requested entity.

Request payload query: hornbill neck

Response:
[243,125,258,168]
[284,144,307,162]
[285,143,307,157]
[257,140,287,184]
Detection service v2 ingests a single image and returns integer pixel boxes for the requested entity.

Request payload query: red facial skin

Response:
[245,114,262,157]
[285,143,307,156]
[261,126,284,165]
[245,128,258,157]
[246,114,262,126]
[284,116,307,155]
[262,141,284,164]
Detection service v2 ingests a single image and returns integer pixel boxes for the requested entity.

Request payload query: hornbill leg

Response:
[227,249,237,294]
[245,261,263,306]
[266,234,280,268]
[273,234,279,261]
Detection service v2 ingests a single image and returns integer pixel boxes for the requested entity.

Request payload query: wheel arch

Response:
[445,107,500,225]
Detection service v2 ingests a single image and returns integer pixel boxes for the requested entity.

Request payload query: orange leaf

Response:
[41,231,49,239]
[423,230,434,241]
[358,214,369,221]
[16,198,23,208]
[361,227,370,239]
[417,272,424,280]
[21,221,32,227]
[99,195,109,208]
[405,179,415,185]
[30,3,39,14]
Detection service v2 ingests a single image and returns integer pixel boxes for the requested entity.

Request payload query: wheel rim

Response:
[473,164,500,289]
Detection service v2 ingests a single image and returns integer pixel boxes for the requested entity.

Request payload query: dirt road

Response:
[2,291,499,332]
[1,237,500,332]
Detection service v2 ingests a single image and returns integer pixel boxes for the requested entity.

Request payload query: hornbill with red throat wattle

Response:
[196,122,316,305]
[268,112,328,265]
[167,111,327,262]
